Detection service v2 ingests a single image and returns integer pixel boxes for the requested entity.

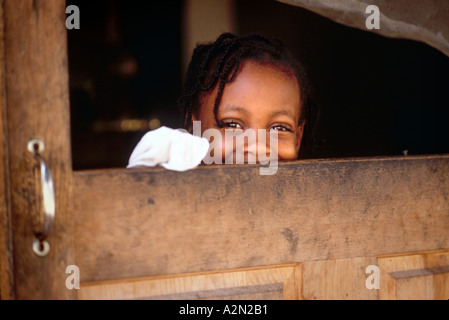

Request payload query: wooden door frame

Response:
[0,0,13,300]
[1,0,75,299]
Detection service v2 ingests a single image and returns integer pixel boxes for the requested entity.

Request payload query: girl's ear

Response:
[295,123,305,154]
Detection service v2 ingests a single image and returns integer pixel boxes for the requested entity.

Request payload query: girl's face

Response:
[193,59,304,162]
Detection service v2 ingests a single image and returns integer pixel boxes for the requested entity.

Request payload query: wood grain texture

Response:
[3,0,75,299]
[379,249,449,300]
[0,0,15,300]
[78,264,301,300]
[302,257,379,300]
[71,155,449,283]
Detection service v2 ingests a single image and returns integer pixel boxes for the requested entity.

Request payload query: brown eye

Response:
[220,122,243,129]
[270,125,291,132]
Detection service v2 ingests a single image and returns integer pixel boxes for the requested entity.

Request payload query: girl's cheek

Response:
[277,140,298,161]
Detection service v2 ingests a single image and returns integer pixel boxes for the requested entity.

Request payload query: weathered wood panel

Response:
[79,264,301,300]
[302,257,378,300]
[71,155,449,283]
[379,250,449,300]
[3,0,75,299]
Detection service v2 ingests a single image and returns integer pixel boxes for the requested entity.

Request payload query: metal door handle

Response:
[28,139,55,257]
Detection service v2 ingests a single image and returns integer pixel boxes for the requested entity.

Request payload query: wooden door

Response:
[1,0,449,300]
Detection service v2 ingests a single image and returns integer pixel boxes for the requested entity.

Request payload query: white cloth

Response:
[127,126,210,172]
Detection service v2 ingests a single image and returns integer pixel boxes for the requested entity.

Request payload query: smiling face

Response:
[192,59,305,162]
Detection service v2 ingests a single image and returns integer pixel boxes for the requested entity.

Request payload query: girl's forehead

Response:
[200,60,302,120]
[233,59,299,87]
[202,59,300,99]
[224,60,301,103]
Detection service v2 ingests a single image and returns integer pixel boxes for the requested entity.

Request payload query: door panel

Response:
[379,250,449,300]
[302,257,379,300]
[71,157,449,300]
[79,264,301,300]
[72,157,449,283]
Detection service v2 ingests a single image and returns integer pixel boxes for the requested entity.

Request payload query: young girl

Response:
[179,32,317,163]
[128,33,317,171]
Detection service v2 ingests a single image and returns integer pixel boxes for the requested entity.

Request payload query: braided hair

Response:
[179,33,318,154]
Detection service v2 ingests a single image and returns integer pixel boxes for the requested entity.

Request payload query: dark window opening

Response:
[67,0,449,170]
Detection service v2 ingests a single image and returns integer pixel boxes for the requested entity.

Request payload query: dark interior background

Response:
[67,0,449,170]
